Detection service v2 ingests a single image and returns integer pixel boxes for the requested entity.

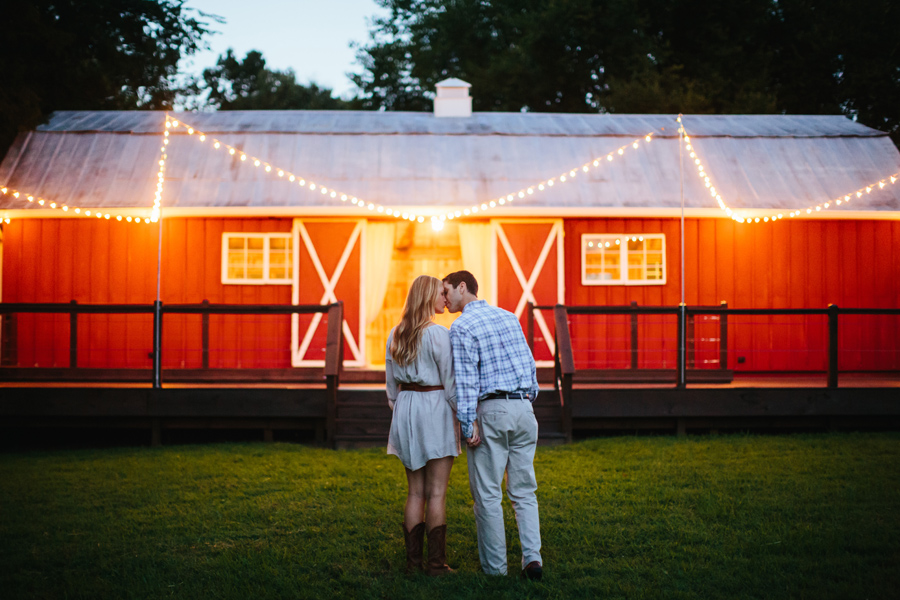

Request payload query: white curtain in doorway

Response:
[365,222,396,325]
[458,222,492,304]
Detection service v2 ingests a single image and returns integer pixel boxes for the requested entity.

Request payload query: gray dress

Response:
[386,325,460,471]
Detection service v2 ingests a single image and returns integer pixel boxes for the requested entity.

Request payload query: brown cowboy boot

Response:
[426,524,454,576]
[403,522,425,574]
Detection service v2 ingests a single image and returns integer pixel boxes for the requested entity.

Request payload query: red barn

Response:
[2,80,899,379]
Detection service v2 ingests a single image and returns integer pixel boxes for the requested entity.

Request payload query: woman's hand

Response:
[466,421,481,448]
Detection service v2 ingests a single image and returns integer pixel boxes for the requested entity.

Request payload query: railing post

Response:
[201,299,210,369]
[527,301,535,355]
[676,304,686,388]
[630,301,638,370]
[69,300,78,368]
[719,301,728,371]
[828,304,839,388]
[687,311,695,369]
[152,300,163,389]
[0,311,13,367]
[553,304,574,443]
[324,301,344,448]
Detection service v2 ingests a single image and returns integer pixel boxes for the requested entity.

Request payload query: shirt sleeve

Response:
[385,330,398,411]
[520,323,540,402]
[450,322,479,439]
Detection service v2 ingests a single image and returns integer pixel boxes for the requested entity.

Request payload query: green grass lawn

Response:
[1,433,899,599]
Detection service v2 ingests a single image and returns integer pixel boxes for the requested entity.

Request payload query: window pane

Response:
[270,252,285,266]
[228,266,244,279]
[648,238,663,251]
[228,237,244,250]
[248,237,264,250]
[270,237,286,250]
[584,236,623,281]
[269,267,285,280]
[227,252,244,266]
[247,250,264,279]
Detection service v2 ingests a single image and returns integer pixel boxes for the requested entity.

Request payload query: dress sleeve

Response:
[430,326,456,409]
[385,329,398,410]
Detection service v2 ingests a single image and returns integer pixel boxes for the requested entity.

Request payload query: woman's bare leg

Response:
[423,456,454,530]
[404,467,426,530]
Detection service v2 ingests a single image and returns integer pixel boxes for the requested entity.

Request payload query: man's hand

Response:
[466,421,481,448]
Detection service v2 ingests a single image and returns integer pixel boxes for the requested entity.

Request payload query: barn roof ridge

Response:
[33,110,887,139]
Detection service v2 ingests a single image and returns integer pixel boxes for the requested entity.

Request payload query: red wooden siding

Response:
[3,216,898,373]
[565,218,900,371]
[2,217,293,369]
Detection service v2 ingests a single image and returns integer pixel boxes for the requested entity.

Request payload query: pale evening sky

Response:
[182,0,390,99]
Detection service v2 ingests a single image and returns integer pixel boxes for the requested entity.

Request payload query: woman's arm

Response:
[385,330,398,410]
[432,326,457,410]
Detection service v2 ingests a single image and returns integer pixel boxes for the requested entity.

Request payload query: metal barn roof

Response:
[1,110,898,216]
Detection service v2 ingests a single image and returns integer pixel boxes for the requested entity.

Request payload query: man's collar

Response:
[462,299,487,312]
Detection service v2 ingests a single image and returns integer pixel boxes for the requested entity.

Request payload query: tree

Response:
[0,0,219,156]
[199,49,351,110]
[352,0,900,143]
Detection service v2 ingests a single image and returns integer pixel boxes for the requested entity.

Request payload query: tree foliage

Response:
[352,0,900,141]
[0,0,218,156]
[199,49,351,111]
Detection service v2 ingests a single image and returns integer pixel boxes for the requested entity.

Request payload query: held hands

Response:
[466,421,481,448]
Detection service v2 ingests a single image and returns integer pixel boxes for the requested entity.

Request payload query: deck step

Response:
[333,387,565,445]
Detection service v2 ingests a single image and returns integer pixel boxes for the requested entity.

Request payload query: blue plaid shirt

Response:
[449,300,539,439]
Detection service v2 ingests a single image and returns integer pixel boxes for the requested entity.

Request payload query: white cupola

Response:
[433,78,472,118]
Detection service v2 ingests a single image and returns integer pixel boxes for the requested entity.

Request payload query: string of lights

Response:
[0,185,153,225]
[165,115,657,226]
[152,134,167,223]
[678,117,900,224]
[0,129,170,225]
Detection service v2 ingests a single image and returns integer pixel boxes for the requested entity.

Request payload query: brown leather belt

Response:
[399,383,444,392]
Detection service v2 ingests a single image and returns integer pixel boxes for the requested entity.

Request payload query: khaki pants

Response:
[467,398,542,575]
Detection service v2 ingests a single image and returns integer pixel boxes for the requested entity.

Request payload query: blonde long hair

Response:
[390,275,442,367]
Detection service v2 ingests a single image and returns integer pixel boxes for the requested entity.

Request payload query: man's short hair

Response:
[443,270,478,297]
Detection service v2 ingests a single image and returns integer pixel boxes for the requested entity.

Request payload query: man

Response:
[442,270,543,580]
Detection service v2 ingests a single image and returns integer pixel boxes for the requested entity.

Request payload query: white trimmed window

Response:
[222,233,293,284]
[582,233,666,285]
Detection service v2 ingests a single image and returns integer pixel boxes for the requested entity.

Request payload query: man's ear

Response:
[458,281,467,295]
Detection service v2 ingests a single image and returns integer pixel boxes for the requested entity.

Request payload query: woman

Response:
[386,275,459,576]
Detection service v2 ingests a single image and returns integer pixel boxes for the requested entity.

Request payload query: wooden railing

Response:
[0,300,343,384]
[0,300,344,446]
[549,303,900,440]
[531,301,732,381]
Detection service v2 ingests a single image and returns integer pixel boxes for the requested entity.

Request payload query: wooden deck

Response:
[1,373,897,446]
